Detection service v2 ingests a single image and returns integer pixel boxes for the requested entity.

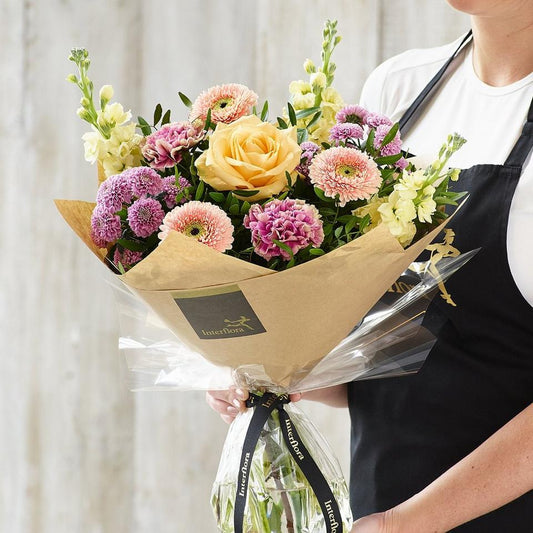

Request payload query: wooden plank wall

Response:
[0,1,468,531]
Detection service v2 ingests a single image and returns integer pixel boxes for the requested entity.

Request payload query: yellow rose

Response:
[195,115,301,201]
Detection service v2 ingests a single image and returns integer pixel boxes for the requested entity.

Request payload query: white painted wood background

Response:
[0,1,468,531]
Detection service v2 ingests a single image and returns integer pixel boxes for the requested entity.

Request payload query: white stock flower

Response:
[310,71,327,89]
[378,190,417,246]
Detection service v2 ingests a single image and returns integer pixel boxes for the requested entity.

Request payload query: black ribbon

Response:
[233,392,343,533]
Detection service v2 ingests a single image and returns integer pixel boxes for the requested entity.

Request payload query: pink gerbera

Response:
[142,122,205,170]
[244,199,324,261]
[158,201,234,252]
[189,83,258,124]
[309,147,382,206]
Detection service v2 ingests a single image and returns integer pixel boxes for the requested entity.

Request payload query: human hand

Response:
[351,511,396,532]
[205,387,249,424]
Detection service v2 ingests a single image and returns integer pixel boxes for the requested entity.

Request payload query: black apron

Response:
[348,32,533,531]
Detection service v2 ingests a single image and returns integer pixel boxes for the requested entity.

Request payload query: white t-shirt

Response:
[360,35,533,307]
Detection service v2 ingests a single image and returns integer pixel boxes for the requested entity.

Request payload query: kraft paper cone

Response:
[55,198,448,387]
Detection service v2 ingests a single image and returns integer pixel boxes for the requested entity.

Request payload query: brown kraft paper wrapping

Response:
[55,198,448,387]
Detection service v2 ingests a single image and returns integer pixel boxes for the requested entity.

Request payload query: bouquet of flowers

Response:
[57,20,472,533]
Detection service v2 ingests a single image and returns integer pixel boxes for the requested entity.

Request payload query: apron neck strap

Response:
[399,30,473,135]
[504,97,533,169]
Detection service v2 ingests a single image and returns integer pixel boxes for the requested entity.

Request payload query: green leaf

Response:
[345,216,358,235]
[231,189,259,198]
[381,122,399,148]
[309,248,325,256]
[161,109,171,125]
[297,128,309,144]
[117,239,145,252]
[334,226,343,239]
[285,171,293,188]
[272,239,294,259]
[374,153,403,166]
[153,103,162,125]
[209,192,226,203]
[320,207,338,217]
[260,101,269,121]
[137,116,152,136]
[306,110,322,129]
[366,128,376,153]
[178,91,193,109]
[277,117,289,129]
[313,186,334,203]
[295,106,320,119]
[205,108,213,130]
[240,201,251,214]
[229,203,240,215]
[287,102,297,126]
[194,180,205,201]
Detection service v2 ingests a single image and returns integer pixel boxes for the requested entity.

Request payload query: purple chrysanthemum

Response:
[296,141,321,178]
[120,166,163,198]
[96,174,133,212]
[244,198,324,261]
[395,157,408,170]
[373,124,402,156]
[336,105,369,125]
[142,121,205,170]
[329,123,364,144]
[127,197,165,238]
[91,205,122,247]
[113,248,144,271]
[365,112,393,128]
[161,176,191,209]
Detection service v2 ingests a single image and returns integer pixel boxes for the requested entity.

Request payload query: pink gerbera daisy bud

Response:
[121,167,163,198]
[90,205,122,247]
[190,83,258,125]
[127,197,165,238]
[309,147,382,207]
[244,198,324,261]
[373,124,402,156]
[142,122,205,170]
[158,201,234,252]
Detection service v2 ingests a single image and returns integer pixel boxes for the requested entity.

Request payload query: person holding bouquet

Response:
[207,0,533,531]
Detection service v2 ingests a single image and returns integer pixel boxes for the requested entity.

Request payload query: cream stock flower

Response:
[378,190,417,247]
[195,115,301,201]
[352,195,388,233]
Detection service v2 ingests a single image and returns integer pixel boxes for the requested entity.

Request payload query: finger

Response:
[290,392,302,402]
[206,392,235,415]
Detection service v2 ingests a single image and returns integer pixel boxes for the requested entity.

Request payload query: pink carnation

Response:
[373,124,402,156]
[309,147,382,207]
[158,201,234,252]
[190,83,258,124]
[244,199,324,261]
[121,167,163,198]
[113,248,143,271]
[127,197,165,238]
[91,206,122,247]
[142,122,205,170]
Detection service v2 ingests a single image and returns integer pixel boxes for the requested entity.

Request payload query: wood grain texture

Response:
[0,1,468,531]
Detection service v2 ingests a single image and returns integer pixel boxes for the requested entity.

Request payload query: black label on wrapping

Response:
[173,285,266,340]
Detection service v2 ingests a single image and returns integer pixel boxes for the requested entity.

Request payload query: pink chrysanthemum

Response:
[309,147,382,207]
[113,248,144,271]
[161,176,191,209]
[395,157,408,170]
[373,124,402,156]
[336,105,369,125]
[91,206,122,247]
[127,197,165,238]
[244,199,324,261]
[158,201,234,252]
[365,112,393,128]
[96,173,133,212]
[142,122,205,170]
[120,167,163,198]
[296,141,321,178]
[190,84,258,124]
[329,123,364,144]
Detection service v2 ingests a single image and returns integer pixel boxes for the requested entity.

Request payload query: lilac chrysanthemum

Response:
[244,198,324,261]
[91,206,122,247]
[120,166,164,198]
[296,141,321,178]
[96,173,133,212]
[373,124,402,156]
[329,123,364,144]
[158,201,234,252]
[113,248,144,271]
[309,147,382,207]
[161,176,191,209]
[395,157,408,170]
[365,112,393,128]
[335,105,369,125]
[142,122,205,170]
[127,197,165,238]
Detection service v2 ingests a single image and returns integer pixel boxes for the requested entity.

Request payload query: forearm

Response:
[298,383,348,407]
[391,403,533,532]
